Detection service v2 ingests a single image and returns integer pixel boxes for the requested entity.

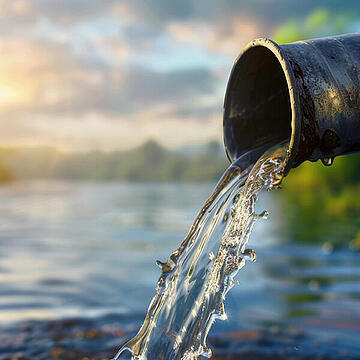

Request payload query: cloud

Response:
[0,33,221,151]
[168,18,260,55]
[63,65,216,118]
[0,0,359,150]
[0,0,35,21]
[2,0,359,32]
[0,40,216,118]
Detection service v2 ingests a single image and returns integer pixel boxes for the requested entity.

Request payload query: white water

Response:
[115,142,288,360]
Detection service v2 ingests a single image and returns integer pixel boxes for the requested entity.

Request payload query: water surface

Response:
[0,181,360,358]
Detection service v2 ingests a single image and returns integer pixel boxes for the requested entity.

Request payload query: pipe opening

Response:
[224,45,292,162]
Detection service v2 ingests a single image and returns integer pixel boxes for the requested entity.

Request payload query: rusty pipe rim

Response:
[223,37,301,175]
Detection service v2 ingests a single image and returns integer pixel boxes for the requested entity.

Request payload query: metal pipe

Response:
[223,33,360,174]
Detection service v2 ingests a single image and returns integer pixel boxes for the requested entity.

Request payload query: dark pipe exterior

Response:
[223,33,360,174]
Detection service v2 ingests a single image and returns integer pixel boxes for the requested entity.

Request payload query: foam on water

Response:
[114,142,289,360]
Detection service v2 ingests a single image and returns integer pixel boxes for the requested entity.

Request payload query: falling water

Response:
[114,141,289,360]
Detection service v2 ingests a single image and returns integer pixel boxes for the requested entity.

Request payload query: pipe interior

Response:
[224,45,292,160]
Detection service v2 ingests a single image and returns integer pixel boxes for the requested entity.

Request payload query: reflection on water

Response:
[0,181,359,357]
[0,181,215,322]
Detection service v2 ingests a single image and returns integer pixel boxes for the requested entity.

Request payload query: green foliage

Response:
[273,8,354,44]
[180,142,227,182]
[282,155,360,248]
[0,140,228,183]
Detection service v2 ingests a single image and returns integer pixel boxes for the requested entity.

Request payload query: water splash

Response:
[114,142,289,360]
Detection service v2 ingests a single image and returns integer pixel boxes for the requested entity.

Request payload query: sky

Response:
[1,0,360,151]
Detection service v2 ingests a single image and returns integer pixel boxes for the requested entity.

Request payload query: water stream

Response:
[115,141,289,360]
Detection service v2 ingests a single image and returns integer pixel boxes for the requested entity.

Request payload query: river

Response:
[0,181,359,359]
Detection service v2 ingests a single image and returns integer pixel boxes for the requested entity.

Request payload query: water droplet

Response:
[321,157,334,166]
[309,279,319,291]
[322,242,333,254]
[156,260,164,269]
[242,248,257,262]
[259,210,269,220]
[156,259,175,272]
[204,345,213,357]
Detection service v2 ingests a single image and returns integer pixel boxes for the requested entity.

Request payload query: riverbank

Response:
[0,313,352,360]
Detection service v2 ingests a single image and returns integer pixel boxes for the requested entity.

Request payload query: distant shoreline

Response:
[0,140,228,183]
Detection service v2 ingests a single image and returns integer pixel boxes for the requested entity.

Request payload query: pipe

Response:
[223,33,360,175]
